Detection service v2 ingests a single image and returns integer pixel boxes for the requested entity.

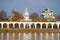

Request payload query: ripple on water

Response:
[0,32,60,40]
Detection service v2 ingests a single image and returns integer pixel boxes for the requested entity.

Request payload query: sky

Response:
[0,0,60,16]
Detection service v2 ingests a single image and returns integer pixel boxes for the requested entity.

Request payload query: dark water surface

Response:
[0,32,60,40]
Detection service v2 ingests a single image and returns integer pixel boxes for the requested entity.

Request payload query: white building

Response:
[20,8,32,22]
[0,8,60,29]
[42,8,55,21]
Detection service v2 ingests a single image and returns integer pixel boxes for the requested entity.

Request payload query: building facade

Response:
[42,8,55,21]
[0,8,60,29]
[0,22,60,29]
[20,8,32,22]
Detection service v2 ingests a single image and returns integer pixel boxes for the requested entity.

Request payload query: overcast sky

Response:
[0,0,60,16]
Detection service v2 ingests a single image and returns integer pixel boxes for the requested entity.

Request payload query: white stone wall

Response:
[0,22,60,29]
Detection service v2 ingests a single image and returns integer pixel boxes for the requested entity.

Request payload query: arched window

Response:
[36,23,40,28]
[42,23,46,28]
[53,24,57,29]
[31,23,35,28]
[9,23,13,28]
[25,24,29,28]
[20,23,24,28]
[48,23,52,28]
[3,23,7,28]
[15,23,19,28]
[0,23,1,28]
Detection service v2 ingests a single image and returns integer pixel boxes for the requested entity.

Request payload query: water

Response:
[0,32,60,40]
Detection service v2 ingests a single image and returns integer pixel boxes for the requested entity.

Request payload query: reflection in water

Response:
[13,33,15,40]
[20,33,24,40]
[40,32,42,40]
[1,33,3,40]
[15,33,19,40]
[57,33,60,40]
[0,32,60,40]
[23,33,31,40]
[18,33,20,40]
[51,33,54,40]
[7,32,9,40]
[46,33,48,40]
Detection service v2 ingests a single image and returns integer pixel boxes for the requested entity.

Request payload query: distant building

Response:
[8,8,56,22]
[20,8,32,22]
[42,8,56,21]
[0,8,60,29]
[7,14,14,21]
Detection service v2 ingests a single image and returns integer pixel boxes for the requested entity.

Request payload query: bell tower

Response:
[20,8,32,22]
[23,8,29,20]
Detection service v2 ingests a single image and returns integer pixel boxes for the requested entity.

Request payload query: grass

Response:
[0,28,60,33]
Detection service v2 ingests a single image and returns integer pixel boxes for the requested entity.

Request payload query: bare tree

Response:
[30,12,40,22]
[0,10,7,21]
[11,10,23,21]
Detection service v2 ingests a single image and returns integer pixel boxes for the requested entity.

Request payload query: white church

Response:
[20,8,32,22]
[0,8,60,29]
[42,8,56,22]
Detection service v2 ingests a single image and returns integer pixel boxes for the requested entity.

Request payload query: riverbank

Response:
[0,28,60,33]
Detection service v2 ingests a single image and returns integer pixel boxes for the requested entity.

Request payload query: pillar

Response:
[35,24,36,29]
[19,24,20,28]
[40,23,42,29]
[46,23,48,29]
[7,24,9,29]
[29,24,31,29]
[13,23,15,28]
[57,24,59,29]
[1,23,3,28]
[52,24,53,29]
[24,24,25,29]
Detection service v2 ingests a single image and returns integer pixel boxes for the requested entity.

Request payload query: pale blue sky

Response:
[0,0,60,16]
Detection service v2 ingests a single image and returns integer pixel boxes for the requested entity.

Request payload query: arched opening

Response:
[20,23,24,28]
[0,23,1,28]
[42,23,46,28]
[59,24,60,28]
[31,23,35,28]
[48,23,52,28]
[3,23,7,28]
[9,23,13,28]
[25,24,29,28]
[15,23,19,28]
[53,24,57,29]
[36,23,40,28]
